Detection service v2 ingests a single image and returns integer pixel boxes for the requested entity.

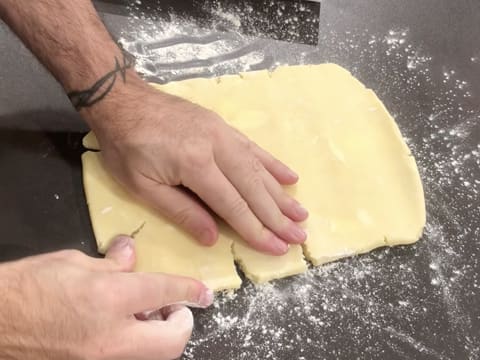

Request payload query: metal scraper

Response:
[94,0,321,45]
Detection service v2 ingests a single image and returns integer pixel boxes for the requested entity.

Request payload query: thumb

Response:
[127,305,194,360]
[105,235,136,272]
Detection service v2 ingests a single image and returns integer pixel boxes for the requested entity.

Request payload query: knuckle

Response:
[246,174,264,195]
[171,207,195,227]
[209,126,223,142]
[238,137,253,152]
[181,143,213,170]
[226,197,249,219]
[228,128,251,151]
[250,156,263,173]
[205,117,222,138]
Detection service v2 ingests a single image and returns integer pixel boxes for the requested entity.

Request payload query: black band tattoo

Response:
[67,51,135,110]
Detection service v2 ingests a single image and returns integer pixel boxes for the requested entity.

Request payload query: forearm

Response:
[0,0,148,131]
[0,261,30,360]
[0,0,130,90]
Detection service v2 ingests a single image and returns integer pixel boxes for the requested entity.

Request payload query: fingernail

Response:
[291,225,307,242]
[273,237,289,254]
[200,229,215,245]
[198,288,214,308]
[170,301,202,308]
[295,203,309,219]
[110,236,133,258]
[288,169,299,180]
[166,287,214,309]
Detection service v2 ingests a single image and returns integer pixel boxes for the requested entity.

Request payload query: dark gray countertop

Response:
[0,1,479,359]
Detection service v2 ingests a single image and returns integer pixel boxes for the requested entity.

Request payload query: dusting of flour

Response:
[114,5,480,359]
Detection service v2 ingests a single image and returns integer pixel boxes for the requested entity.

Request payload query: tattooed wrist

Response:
[67,50,135,110]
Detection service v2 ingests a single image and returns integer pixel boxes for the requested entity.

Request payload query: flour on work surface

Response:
[118,15,264,82]
[117,5,479,359]
[119,0,316,82]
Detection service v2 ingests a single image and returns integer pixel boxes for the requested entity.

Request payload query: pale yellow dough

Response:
[82,131,99,150]
[82,64,425,289]
[82,151,242,291]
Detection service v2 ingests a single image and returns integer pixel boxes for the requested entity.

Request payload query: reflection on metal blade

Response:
[94,0,320,45]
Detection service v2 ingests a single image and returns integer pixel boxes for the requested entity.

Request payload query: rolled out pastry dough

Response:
[82,64,425,289]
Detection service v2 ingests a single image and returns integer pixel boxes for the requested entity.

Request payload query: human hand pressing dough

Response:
[0,0,307,256]
[84,81,309,255]
[0,236,213,360]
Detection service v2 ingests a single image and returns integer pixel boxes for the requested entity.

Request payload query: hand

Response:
[84,80,309,255]
[0,236,213,360]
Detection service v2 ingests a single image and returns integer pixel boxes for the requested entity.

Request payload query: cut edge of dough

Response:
[304,245,360,267]
[82,152,106,252]
[367,89,427,238]
[305,239,388,267]
[232,243,308,284]
[200,273,243,292]
[82,131,100,151]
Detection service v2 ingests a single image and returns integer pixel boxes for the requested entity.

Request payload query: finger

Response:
[221,155,306,245]
[109,272,214,314]
[126,306,194,360]
[252,144,299,185]
[262,171,309,222]
[133,179,218,246]
[136,303,189,322]
[51,237,136,273]
[184,162,289,255]
[104,235,136,272]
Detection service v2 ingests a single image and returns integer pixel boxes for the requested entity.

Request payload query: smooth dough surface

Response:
[82,64,425,288]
